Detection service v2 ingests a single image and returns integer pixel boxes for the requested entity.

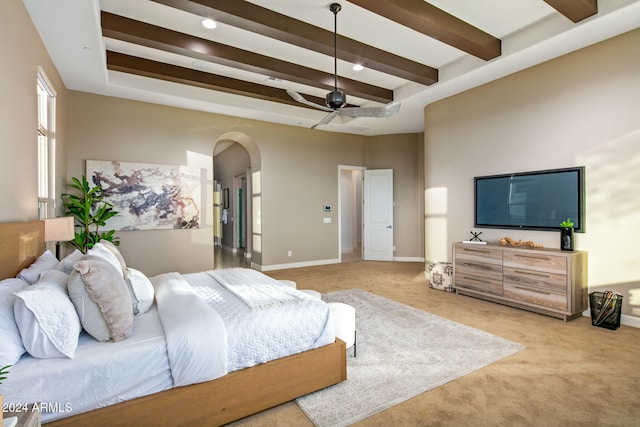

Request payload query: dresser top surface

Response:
[454,242,587,255]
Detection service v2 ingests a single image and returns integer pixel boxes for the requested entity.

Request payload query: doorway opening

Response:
[338,165,364,262]
[212,131,261,267]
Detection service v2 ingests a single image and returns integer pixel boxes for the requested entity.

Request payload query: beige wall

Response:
[424,29,640,322]
[0,0,68,222]
[367,133,425,260]
[67,93,219,275]
[66,93,424,274]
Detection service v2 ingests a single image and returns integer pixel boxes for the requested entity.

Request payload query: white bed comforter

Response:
[152,272,228,386]
[3,268,334,423]
[186,269,335,371]
[3,305,173,423]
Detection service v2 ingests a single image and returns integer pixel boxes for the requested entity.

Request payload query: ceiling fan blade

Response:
[287,90,333,112]
[338,101,401,118]
[311,111,339,129]
[287,5,400,129]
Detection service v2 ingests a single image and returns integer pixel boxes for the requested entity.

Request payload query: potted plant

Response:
[62,175,120,253]
[0,364,10,423]
[559,217,574,251]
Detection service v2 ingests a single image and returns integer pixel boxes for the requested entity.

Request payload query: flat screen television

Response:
[474,166,585,233]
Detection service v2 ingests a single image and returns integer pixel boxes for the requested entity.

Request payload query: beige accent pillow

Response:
[68,256,133,342]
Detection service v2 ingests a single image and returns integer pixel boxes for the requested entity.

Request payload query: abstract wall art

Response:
[86,160,202,231]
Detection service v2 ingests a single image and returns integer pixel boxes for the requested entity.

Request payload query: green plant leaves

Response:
[0,364,10,385]
[559,217,574,228]
[62,175,120,252]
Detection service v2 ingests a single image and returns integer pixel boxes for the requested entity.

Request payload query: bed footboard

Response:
[45,339,346,426]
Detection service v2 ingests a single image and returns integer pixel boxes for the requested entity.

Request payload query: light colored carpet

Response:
[296,288,525,427]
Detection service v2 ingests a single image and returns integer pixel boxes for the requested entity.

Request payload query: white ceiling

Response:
[22,0,640,136]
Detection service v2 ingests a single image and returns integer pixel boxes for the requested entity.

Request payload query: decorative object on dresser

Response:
[453,242,588,321]
[469,230,483,242]
[559,218,575,251]
[499,237,543,248]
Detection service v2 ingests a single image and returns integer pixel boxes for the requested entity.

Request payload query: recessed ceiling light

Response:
[352,64,364,71]
[201,18,217,29]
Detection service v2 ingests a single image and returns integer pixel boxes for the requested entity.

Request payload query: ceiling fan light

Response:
[326,90,346,109]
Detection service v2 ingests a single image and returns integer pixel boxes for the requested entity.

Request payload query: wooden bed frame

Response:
[0,220,347,426]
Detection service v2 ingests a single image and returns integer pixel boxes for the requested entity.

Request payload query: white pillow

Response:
[97,240,127,274]
[0,278,29,365]
[37,269,69,289]
[125,268,154,316]
[54,249,83,274]
[17,250,58,284]
[13,280,81,359]
[87,243,124,277]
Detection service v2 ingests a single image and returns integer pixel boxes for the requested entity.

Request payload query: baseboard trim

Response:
[581,311,639,329]
[254,258,341,272]
[255,256,426,271]
[394,256,425,262]
[621,314,640,328]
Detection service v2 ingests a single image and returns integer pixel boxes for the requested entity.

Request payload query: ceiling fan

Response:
[286,3,401,129]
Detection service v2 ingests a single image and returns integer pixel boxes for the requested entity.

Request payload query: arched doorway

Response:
[212,132,262,267]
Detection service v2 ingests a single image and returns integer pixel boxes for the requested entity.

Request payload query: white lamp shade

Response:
[44,217,75,242]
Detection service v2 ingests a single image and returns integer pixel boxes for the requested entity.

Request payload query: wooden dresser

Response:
[453,242,588,321]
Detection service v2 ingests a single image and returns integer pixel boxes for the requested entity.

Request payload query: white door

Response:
[363,169,394,261]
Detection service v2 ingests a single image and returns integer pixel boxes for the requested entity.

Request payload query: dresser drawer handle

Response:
[462,275,492,284]
[513,269,551,279]
[464,261,495,270]
[514,254,551,261]
[514,285,550,295]
[461,248,492,254]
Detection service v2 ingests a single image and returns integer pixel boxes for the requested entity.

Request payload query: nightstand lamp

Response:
[44,217,75,260]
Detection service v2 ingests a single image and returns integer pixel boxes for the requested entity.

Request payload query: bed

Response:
[0,220,346,426]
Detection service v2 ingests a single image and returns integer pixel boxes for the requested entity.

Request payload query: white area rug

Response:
[296,289,525,427]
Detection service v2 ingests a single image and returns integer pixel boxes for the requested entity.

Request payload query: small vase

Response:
[560,227,574,251]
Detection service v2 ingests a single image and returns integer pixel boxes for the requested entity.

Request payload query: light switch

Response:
[323,217,331,224]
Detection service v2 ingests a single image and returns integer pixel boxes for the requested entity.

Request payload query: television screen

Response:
[474,167,585,232]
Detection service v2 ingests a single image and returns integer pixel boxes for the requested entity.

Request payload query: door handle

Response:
[386,225,392,229]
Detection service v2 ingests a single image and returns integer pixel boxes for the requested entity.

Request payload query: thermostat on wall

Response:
[323,205,332,212]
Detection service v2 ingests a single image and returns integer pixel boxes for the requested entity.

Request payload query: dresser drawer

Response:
[503,267,567,294]
[503,282,567,311]
[454,271,503,295]
[454,246,503,265]
[503,251,567,275]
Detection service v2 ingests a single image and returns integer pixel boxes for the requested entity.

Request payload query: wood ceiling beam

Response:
[346,0,501,61]
[106,51,331,109]
[543,0,598,23]
[150,0,438,86]
[101,12,393,104]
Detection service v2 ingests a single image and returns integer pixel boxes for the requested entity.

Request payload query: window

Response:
[37,68,56,219]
